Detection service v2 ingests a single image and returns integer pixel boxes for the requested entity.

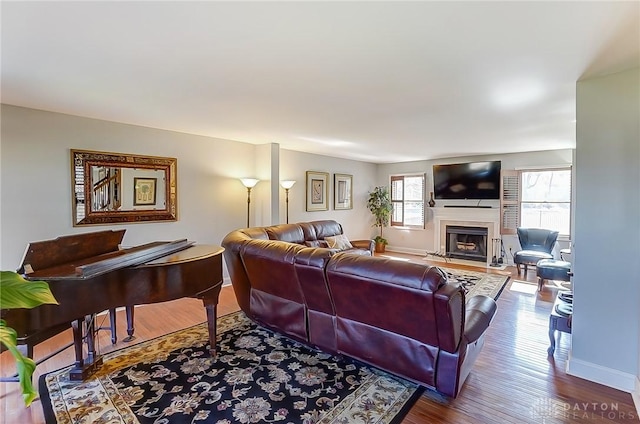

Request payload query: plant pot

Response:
[375,242,386,253]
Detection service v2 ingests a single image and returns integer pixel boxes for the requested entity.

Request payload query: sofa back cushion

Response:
[221,227,269,314]
[433,283,465,353]
[265,224,306,244]
[307,220,344,240]
[326,253,447,345]
[239,227,270,240]
[240,239,308,341]
[326,253,452,386]
[294,248,337,315]
[294,247,338,352]
[263,220,344,245]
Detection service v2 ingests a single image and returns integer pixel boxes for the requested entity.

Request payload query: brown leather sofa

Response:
[222,220,497,398]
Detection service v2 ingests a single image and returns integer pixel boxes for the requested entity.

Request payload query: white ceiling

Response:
[2,1,638,164]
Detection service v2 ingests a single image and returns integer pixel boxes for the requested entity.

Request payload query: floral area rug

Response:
[40,311,423,424]
[439,267,510,301]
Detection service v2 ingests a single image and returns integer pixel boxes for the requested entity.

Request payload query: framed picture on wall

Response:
[334,173,353,210]
[306,171,329,211]
[133,177,157,206]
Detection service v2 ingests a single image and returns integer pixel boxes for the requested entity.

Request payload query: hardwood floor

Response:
[1,255,637,423]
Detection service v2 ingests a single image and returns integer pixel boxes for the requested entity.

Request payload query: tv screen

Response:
[433,161,501,200]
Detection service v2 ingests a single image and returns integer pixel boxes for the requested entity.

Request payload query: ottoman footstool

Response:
[536,259,571,291]
[514,250,553,274]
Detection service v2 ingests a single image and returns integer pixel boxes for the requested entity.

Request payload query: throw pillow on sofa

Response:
[324,234,353,251]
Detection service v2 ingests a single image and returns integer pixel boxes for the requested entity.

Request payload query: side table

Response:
[548,292,572,355]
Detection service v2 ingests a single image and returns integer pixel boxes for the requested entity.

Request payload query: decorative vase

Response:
[428,192,436,207]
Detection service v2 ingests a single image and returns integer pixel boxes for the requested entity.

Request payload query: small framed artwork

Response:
[306,171,329,211]
[334,173,353,210]
[133,177,157,206]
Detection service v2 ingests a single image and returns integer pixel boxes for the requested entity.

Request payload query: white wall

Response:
[376,150,573,257]
[0,105,255,269]
[570,67,640,393]
[0,105,376,271]
[278,149,377,240]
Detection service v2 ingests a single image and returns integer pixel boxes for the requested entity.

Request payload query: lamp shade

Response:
[240,178,259,188]
[280,180,296,190]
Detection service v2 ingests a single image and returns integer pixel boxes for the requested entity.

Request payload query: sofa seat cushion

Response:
[324,234,353,250]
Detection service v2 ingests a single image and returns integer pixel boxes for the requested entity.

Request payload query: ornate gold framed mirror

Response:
[71,149,177,226]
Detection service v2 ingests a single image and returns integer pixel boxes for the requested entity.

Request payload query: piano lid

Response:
[18,230,126,275]
[18,230,195,280]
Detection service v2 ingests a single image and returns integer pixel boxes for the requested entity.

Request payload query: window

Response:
[520,169,571,236]
[390,174,425,228]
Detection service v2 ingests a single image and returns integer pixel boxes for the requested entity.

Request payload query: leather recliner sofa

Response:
[221,220,497,398]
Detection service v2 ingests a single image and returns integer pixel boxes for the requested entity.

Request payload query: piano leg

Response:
[85,315,97,363]
[109,308,117,344]
[71,318,84,370]
[205,303,217,357]
[22,343,33,359]
[123,306,136,342]
[68,316,103,381]
[201,282,223,357]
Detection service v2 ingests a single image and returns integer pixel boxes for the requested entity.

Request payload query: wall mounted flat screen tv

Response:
[433,161,501,200]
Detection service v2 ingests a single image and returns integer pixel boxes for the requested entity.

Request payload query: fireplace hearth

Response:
[446,225,488,262]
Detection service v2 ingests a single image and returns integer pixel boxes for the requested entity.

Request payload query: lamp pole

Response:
[240,179,259,227]
[280,180,296,224]
[285,188,290,224]
[245,187,252,227]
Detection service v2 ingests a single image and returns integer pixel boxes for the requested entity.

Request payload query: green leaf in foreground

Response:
[0,271,59,309]
[1,271,58,406]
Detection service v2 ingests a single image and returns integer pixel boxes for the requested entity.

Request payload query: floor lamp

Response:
[280,180,296,223]
[240,178,259,227]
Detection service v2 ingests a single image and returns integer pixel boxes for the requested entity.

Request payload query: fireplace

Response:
[432,207,499,266]
[445,225,488,263]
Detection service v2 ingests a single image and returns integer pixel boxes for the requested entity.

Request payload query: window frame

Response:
[519,167,572,238]
[390,173,426,229]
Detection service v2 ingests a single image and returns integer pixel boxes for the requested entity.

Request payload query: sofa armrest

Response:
[463,295,497,344]
[350,239,375,255]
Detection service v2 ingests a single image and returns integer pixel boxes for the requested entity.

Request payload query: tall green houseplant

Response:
[1,271,58,406]
[367,186,394,252]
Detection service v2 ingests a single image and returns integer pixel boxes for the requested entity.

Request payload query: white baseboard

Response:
[633,377,640,420]
[566,353,637,393]
[385,246,425,256]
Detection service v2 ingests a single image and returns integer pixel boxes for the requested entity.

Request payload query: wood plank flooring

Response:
[1,254,637,423]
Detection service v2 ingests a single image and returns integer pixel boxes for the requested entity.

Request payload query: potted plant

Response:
[367,186,394,253]
[1,271,58,406]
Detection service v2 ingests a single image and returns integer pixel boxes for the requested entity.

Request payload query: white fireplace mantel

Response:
[431,207,501,265]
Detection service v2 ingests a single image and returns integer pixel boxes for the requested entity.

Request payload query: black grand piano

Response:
[1,229,224,380]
